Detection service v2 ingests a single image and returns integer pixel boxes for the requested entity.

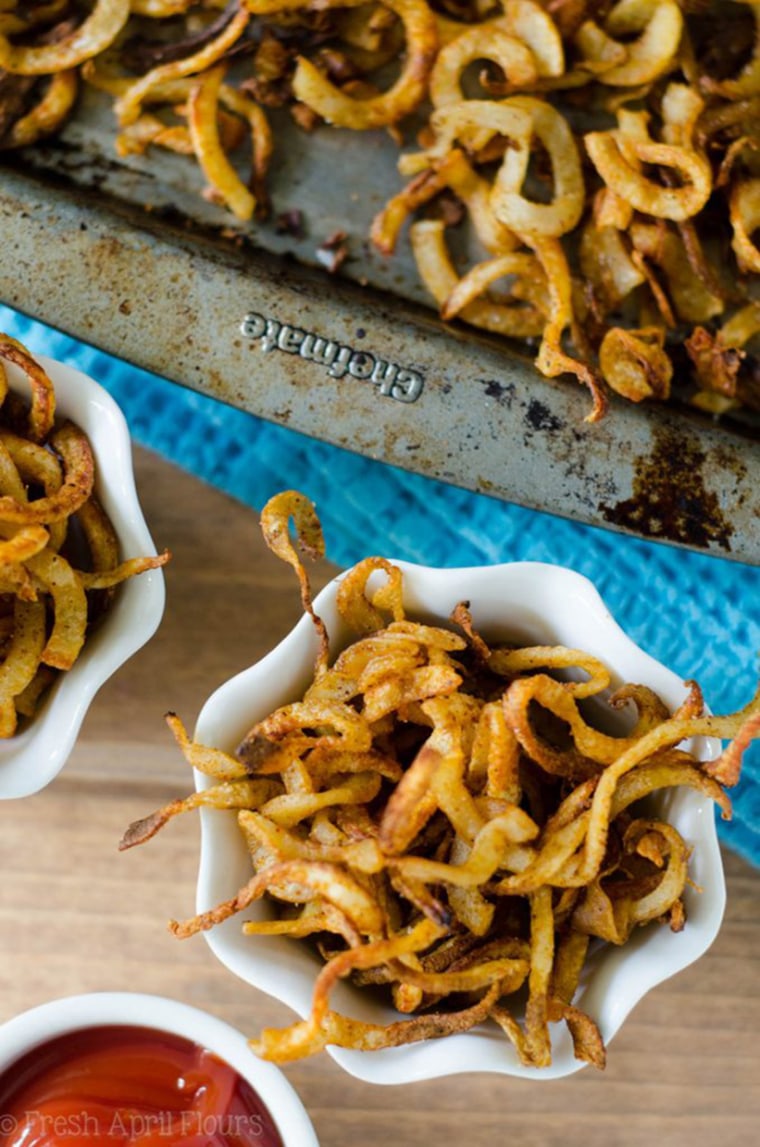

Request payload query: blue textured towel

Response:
[2,303,758,866]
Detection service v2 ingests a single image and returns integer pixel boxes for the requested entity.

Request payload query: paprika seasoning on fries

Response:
[0,332,169,736]
[0,1,757,417]
[121,491,760,1068]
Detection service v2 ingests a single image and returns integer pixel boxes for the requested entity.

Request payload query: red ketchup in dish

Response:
[0,1025,284,1147]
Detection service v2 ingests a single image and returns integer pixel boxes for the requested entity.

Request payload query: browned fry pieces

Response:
[260,489,329,674]
[123,490,760,1068]
[0,420,93,525]
[0,2,756,416]
[78,548,171,590]
[0,334,55,442]
[0,330,170,732]
[0,0,130,75]
[0,597,46,736]
[252,980,504,1062]
[119,778,283,851]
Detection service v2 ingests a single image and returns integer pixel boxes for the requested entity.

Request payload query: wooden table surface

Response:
[1,446,758,1147]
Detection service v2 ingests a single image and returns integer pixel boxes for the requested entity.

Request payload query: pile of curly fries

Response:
[0,1,758,418]
[0,332,169,735]
[120,491,760,1067]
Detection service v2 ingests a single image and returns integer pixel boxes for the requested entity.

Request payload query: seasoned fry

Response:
[528,236,607,421]
[411,218,546,341]
[599,327,673,403]
[26,549,88,670]
[440,251,547,338]
[429,22,538,150]
[260,490,329,675]
[188,63,256,221]
[119,778,283,850]
[78,550,171,590]
[0,68,77,148]
[0,0,130,75]
[500,0,565,78]
[251,980,504,1061]
[0,525,49,564]
[0,598,46,737]
[399,98,532,176]
[0,334,55,442]
[487,644,612,698]
[0,420,93,524]
[114,6,250,127]
[584,111,713,223]
[490,95,585,238]
[730,178,760,273]
[584,0,683,88]
[290,0,438,129]
[125,491,760,1067]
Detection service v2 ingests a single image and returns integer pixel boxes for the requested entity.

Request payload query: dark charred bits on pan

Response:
[275,208,305,239]
[525,399,564,434]
[601,429,734,552]
[481,380,516,406]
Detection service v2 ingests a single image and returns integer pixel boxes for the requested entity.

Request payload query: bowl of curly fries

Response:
[0,335,169,800]
[120,492,760,1083]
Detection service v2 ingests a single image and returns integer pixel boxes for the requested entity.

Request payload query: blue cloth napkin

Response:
[2,303,758,867]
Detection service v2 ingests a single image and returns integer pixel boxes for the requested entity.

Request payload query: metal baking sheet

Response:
[0,80,758,565]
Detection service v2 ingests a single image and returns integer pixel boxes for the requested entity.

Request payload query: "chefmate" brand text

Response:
[240,312,424,403]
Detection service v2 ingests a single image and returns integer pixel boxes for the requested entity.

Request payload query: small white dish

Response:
[0,354,165,800]
[193,560,725,1084]
[0,991,318,1146]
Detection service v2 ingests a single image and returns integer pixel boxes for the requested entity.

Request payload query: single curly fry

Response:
[0,0,130,75]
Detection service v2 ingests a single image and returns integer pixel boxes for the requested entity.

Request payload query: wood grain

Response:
[1,446,758,1147]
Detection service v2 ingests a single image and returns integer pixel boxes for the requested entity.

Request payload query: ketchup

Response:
[0,1025,284,1147]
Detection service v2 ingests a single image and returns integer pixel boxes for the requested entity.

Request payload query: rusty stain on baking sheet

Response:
[601,429,735,552]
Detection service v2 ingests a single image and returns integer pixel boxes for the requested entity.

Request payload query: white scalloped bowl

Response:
[194,560,725,1084]
[0,354,165,800]
[0,992,318,1147]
